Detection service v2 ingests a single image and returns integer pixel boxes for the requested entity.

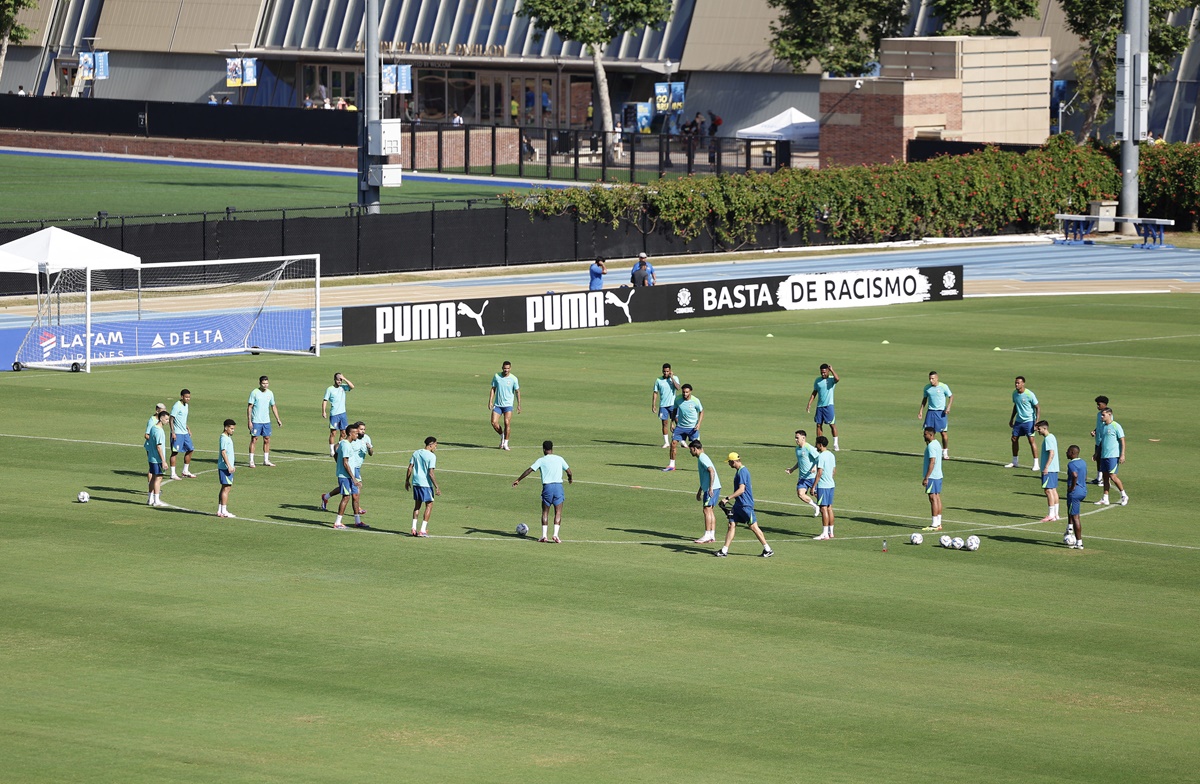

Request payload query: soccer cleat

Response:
[223,512,237,519]
[182,472,198,478]
[537,537,549,542]
[662,466,675,472]
[1073,541,1085,550]
[169,475,181,481]
[152,500,169,508]
[760,549,774,558]
[411,529,418,537]
[1119,495,1129,506]
[692,536,715,544]
[247,463,256,468]
[551,536,561,543]
[1005,462,1018,469]
[263,460,276,467]
[812,532,833,540]
[1031,461,1040,472]
[713,550,727,557]
[921,525,943,532]
[1039,514,1059,523]
[333,522,347,529]
[833,445,839,452]
[320,494,329,511]
[1094,498,1110,506]
[661,442,670,448]
[1090,477,1103,485]
[416,531,429,537]
[502,445,511,451]
[353,521,369,528]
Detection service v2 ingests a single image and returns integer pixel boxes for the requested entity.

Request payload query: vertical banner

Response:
[225,58,244,87]
[653,82,685,134]
[241,58,257,87]
[78,52,95,81]
[94,52,110,80]
[382,64,412,95]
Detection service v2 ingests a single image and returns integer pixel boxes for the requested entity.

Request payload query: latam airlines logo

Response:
[39,331,57,360]
[375,300,490,343]
[33,329,127,361]
[525,290,634,333]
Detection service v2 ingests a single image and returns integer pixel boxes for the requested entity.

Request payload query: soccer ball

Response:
[909,533,924,545]
[952,537,965,550]
[516,523,529,537]
[965,535,980,551]
[1063,533,1078,548]
[77,491,89,503]
[939,535,952,549]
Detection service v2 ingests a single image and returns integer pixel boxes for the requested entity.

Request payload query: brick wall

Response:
[401,126,521,169]
[819,83,963,169]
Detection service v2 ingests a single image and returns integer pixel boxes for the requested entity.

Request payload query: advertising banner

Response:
[241,58,257,87]
[78,52,95,81]
[653,82,685,115]
[342,266,963,346]
[225,58,244,87]
[383,64,413,95]
[95,52,110,80]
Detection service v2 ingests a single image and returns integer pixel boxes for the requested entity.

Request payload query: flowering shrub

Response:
[1139,142,1200,230]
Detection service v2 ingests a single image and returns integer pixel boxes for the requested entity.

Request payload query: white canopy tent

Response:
[0,226,141,274]
[735,107,820,143]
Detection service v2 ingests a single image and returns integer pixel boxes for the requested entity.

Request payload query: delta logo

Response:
[151,329,225,348]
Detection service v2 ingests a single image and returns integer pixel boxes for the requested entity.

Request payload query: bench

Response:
[1053,214,1176,249]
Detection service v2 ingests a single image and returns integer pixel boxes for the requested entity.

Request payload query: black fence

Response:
[907,138,1041,163]
[0,200,830,296]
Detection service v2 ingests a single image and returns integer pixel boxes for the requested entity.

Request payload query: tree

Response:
[767,0,907,76]
[1060,0,1190,137]
[930,0,1040,36]
[0,0,38,88]
[518,0,673,158]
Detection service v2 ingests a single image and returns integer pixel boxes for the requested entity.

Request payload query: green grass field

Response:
[2,293,1198,782]
[0,153,517,223]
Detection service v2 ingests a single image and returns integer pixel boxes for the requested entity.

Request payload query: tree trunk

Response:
[591,44,617,163]
[0,28,11,88]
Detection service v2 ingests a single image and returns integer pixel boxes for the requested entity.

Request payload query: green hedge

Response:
[1138,142,1200,230]
[502,135,1124,247]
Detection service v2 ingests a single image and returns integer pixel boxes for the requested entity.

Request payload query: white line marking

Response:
[1007,333,1200,350]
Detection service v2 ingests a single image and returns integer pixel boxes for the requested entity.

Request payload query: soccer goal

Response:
[13,254,320,372]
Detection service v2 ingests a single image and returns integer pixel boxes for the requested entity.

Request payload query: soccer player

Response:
[145,403,167,485]
[920,427,944,532]
[169,389,197,480]
[331,426,362,530]
[664,383,703,471]
[1065,444,1088,549]
[588,256,607,291]
[321,372,354,456]
[488,361,521,450]
[406,436,440,537]
[918,371,953,458]
[1094,407,1129,506]
[1089,395,1109,484]
[689,440,720,544]
[812,436,837,540]
[805,363,840,450]
[513,440,572,542]
[651,363,682,448]
[1036,420,1060,522]
[217,418,237,518]
[714,452,773,558]
[1008,376,1040,470]
[145,410,170,507]
[247,375,283,467]
[785,429,821,516]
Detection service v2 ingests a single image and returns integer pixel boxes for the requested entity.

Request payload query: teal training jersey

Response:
[697,452,721,492]
[248,388,275,423]
[1094,411,1105,445]
[350,435,372,470]
[335,439,354,478]
[794,443,818,477]
[530,454,569,485]
[654,376,680,407]
[813,376,838,407]
[409,448,436,486]
[1012,388,1038,422]
[170,401,189,436]
[924,440,943,480]
[815,450,836,489]
[145,425,166,464]
[923,382,952,411]
[1040,432,1060,473]
[491,374,520,407]
[675,397,703,429]
[1099,421,1125,459]
[218,433,234,471]
[324,383,350,416]
[145,415,159,436]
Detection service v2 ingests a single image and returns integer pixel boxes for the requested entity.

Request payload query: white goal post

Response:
[13,254,320,372]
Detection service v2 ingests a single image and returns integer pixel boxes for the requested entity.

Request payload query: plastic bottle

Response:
[882,539,888,552]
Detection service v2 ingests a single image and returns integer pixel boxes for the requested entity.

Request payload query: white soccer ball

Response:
[909,532,924,545]
[1063,533,1077,548]
[516,523,529,537]
[965,535,980,551]
[939,535,952,549]
[952,537,965,550]
[77,491,89,503]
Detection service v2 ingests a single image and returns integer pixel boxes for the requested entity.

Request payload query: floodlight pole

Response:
[359,0,382,213]
[1118,0,1148,232]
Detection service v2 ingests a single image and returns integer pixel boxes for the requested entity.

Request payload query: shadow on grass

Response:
[951,507,1031,519]
[593,439,654,447]
[986,533,1060,548]
[110,470,147,478]
[608,463,672,471]
[852,449,920,460]
[844,515,915,529]
[464,526,530,539]
[756,525,817,538]
[438,441,490,449]
[742,442,791,449]
[607,526,694,541]
[90,484,143,495]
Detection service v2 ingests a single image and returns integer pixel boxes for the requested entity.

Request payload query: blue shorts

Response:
[413,485,434,503]
[337,475,355,496]
[731,505,756,524]
[925,478,942,495]
[147,461,163,476]
[1042,473,1059,490]
[493,405,513,415]
[673,426,699,443]
[219,468,233,486]
[1067,491,1087,516]
[796,475,815,491]
[924,410,948,432]
[251,422,272,437]
[172,434,194,453]
[814,405,835,425]
[816,487,835,507]
[1012,420,1034,438]
[541,482,565,507]
[1098,457,1119,474]
[658,406,676,421]
[701,488,720,508]
[329,412,348,431]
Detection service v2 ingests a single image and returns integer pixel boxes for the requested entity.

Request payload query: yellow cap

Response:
[727,452,741,461]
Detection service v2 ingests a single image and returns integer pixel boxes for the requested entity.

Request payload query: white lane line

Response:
[1007,333,1200,350]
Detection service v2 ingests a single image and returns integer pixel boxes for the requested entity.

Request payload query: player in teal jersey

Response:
[664,384,703,471]
[806,364,841,450]
[247,375,283,467]
[145,403,167,485]
[785,429,821,516]
[651,363,682,448]
[688,440,721,543]
[918,371,953,458]
[331,426,362,530]
[169,389,197,480]
[1089,395,1109,484]
[812,436,837,539]
[1036,421,1061,522]
[321,372,355,456]
[217,419,237,518]
[406,437,440,536]
[513,441,572,542]
[488,361,522,450]
[1094,407,1129,506]
[144,410,170,507]
[920,427,945,531]
[1008,376,1040,469]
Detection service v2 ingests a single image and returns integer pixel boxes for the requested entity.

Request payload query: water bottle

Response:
[882,539,888,552]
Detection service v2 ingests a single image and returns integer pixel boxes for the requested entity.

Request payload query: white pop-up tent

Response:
[0,226,141,274]
[735,107,820,142]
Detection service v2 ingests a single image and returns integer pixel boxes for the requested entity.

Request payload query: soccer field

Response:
[1,293,1198,783]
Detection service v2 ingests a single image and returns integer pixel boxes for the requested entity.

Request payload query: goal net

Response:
[14,254,320,372]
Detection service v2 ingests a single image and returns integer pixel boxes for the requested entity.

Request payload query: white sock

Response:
[668,459,675,468]
[1120,491,1128,499]
[171,468,178,478]
[931,517,937,527]
[824,525,832,535]
[263,451,270,463]
[936,514,942,526]
[663,434,670,444]
[719,546,728,554]
[335,515,343,526]
[553,524,560,538]
[248,453,255,465]
[1011,458,1018,466]
[354,514,362,524]
[411,517,419,531]
[809,500,820,512]
[330,445,335,456]
[1053,504,1059,517]
[1101,494,1109,502]
[833,437,839,448]
[542,525,549,539]
[420,520,428,533]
